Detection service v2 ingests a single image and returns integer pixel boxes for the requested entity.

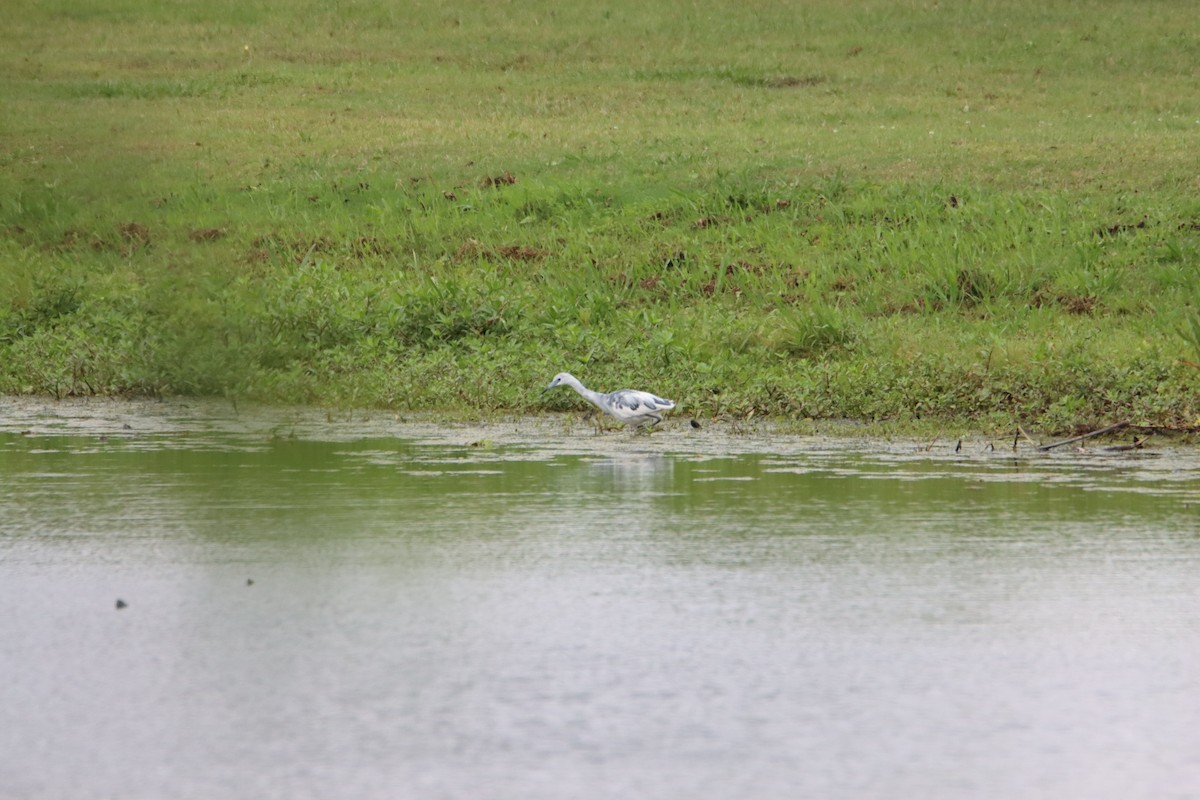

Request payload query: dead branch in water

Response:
[1012,424,1039,451]
[1017,425,1039,447]
[1037,421,1130,452]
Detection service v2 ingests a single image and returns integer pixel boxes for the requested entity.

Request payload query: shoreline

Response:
[2,395,1192,450]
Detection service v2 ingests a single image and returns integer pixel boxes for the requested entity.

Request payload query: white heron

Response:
[542,372,676,428]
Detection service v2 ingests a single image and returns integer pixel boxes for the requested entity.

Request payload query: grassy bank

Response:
[2,0,1198,432]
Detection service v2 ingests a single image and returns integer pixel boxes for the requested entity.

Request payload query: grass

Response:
[1,0,1199,433]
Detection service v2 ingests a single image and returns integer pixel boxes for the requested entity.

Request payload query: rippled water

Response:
[2,401,1198,799]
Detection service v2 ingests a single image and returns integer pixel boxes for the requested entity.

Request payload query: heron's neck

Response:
[563,375,605,408]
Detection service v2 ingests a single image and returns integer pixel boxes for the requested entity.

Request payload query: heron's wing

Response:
[610,390,676,413]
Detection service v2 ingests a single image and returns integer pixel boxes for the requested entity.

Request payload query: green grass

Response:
[1,0,1199,433]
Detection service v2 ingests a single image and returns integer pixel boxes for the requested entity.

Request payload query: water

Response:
[2,400,1199,800]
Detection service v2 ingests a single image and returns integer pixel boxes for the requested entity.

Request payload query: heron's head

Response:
[542,372,572,395]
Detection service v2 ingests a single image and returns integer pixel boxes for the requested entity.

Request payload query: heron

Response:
[542,372,676,428]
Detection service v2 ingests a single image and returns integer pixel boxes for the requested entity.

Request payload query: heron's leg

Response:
[585,410,615,434]
[633,416,661,435]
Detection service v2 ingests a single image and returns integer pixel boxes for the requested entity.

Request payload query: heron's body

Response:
[543,372,676,428]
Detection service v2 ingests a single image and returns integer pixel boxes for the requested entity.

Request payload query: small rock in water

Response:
[246,578,254,586]
[115,599,127,610]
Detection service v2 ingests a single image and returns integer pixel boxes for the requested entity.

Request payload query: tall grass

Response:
[1,0,1198,430]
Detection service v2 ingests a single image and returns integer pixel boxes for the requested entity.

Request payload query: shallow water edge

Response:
[1,396,1190,456]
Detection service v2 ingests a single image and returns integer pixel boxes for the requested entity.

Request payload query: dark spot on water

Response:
[115,599,127,610]
[246,578,254,586]
[690,419,702,429]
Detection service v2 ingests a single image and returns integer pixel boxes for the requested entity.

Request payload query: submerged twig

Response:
[1103,436,1148,453]
[1037,421,1131,452]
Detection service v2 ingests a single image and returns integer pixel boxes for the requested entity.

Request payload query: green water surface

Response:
[2,401,1197,800]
